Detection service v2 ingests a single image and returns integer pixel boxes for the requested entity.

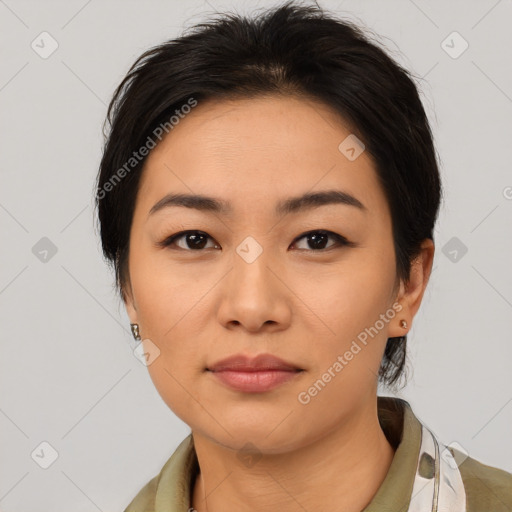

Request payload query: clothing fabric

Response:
[124,397,512,511]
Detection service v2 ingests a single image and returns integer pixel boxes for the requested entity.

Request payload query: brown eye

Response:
[291,230,352,251]
[159,231,219,251]
[158,229,353,252]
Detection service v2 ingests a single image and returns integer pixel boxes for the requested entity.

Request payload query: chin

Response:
[194,421,306,456]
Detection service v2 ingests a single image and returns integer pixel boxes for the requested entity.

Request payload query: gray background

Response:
[1,0,511,510]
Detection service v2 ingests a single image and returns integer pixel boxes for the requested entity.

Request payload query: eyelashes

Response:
[157,229,355,252]
[158,230,220,251]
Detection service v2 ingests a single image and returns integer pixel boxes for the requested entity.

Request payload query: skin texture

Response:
[123,95,434,512]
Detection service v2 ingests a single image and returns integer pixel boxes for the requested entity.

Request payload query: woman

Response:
[94,2,512,511]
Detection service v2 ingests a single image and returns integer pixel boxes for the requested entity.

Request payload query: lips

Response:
[207,354,304,392]
[207,353,303,372]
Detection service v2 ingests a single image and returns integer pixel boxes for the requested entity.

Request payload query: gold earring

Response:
[399,319,408,329]
[130,323,141,341]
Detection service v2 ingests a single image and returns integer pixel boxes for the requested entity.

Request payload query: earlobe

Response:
[388,311,409,338]
[125,300,138,326]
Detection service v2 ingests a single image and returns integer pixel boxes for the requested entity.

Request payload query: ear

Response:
[388,238,435,337]
[122,279,139,326]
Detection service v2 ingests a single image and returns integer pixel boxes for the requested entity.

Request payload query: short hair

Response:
[94,0,442,388]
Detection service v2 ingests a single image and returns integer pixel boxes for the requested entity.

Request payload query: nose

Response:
[216,248,292,333]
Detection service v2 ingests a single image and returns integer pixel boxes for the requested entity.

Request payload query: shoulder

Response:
[122,435,196,512]
[123,473,159,512]
[453,448,512,511]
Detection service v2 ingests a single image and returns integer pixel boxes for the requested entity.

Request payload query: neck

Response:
[191,398,395,512]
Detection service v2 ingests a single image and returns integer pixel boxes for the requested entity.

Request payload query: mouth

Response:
[207,368,304,393]
[206,353,304,393]
[207,353,303,373]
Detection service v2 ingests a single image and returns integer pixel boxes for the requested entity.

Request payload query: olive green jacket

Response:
[124,397,512,511]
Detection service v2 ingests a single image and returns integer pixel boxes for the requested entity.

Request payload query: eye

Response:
[291,230,352,251]
[158,229,353,252]
[158,230,220,251]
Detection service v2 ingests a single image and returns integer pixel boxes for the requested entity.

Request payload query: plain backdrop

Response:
[1,0,511,510]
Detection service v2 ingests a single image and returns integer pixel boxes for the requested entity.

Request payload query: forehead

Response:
[135,96,387,220]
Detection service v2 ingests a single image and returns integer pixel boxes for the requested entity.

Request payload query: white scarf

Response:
[408,425,467,511]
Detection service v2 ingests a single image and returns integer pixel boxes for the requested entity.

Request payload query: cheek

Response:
[129,251,213,407]
[130,246,205,335]
[307,247,396,364]
[144,359,208,432]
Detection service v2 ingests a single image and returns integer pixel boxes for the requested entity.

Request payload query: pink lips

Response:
[207,353,304,393]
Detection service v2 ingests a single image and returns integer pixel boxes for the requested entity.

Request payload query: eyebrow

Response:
[148,189,367,218]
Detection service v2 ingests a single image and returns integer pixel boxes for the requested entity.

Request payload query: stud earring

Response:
[399,319,408,329]
[130,323,141,341]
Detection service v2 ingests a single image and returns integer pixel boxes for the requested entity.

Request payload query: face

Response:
[124,95,430,453]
